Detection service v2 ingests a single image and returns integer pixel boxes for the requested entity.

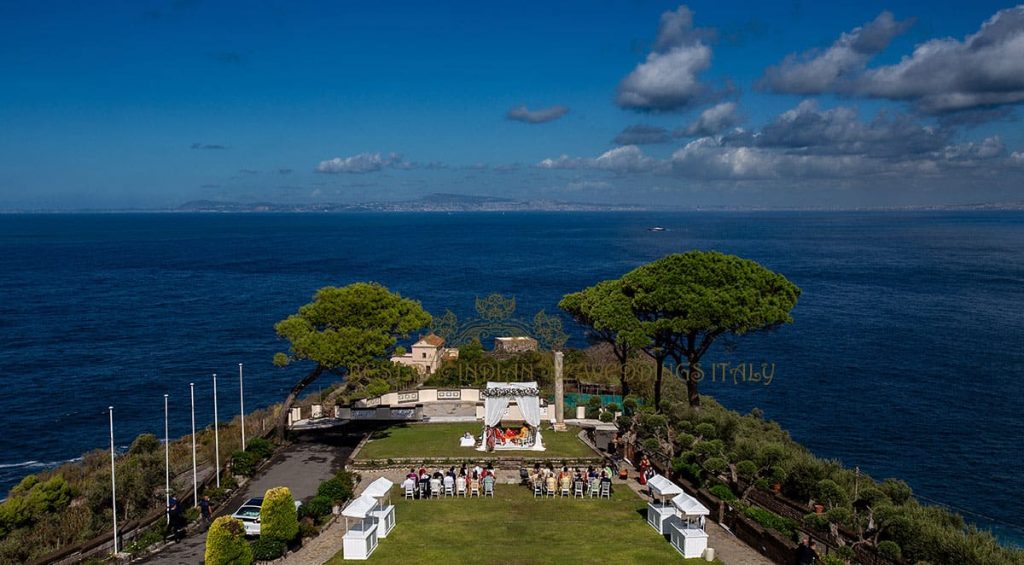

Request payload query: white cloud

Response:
[759,11,912,94]
[538,146,665,173]
[682,102,741,136]
[316,153,404,174]
[616,5,716,111]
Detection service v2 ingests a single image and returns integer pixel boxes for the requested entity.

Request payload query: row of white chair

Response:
[533,480,611,499]
[404,481,494,499]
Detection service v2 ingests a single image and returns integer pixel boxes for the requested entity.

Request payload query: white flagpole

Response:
[164,394,170,525]
[213,373,220,487]
[190,382,197,507]
[238,363,246,450]
[109,406,118,554]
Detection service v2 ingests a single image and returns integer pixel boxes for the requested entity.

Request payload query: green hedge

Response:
[205,516,253,565]
[251,537,286,561]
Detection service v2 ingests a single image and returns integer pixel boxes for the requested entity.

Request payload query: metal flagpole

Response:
[238,363,246,450]
[109,406,118,554]
[164,394,170,525]
[213,373,220,487]
[190,382,197,507]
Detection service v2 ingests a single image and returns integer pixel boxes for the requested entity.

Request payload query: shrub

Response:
[743,506,797,538]
[695,423,716,439]
[317,478,352,504]
[735,460,758,481]
[598,411,614,423]
[260,487,299,543]
[246,438,275,460]
[876,539,902,561]
[231,451,257,477]
[129,433,161,455]
[205,516,253,565]
[709,484,737,502]
[250,537,286,561]
[300,495,332,521]
[125,527,164,555]
[604,403,619,413]
[298,517,319,539]
[815,479,849,509]
[703,457,728,475]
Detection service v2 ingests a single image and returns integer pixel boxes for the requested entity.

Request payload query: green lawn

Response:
[354,423,599,462]
[327,482,714,564]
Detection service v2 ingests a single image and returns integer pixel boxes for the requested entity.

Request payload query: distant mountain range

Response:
[176,193,647,212]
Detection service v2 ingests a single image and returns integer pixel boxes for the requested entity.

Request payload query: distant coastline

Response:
[2,193,1024,213]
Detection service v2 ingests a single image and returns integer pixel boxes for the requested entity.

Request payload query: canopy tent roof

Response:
[647,474,683,498]
[483,382,541,428]
[363,477,394,499]
[342,494,378,519]
[671,492,710,516]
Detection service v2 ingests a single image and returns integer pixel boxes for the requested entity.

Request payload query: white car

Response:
[231,497,264,537]
[230,496,304,537]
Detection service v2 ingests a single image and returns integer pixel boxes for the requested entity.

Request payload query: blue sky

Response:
[1,1,1023,209]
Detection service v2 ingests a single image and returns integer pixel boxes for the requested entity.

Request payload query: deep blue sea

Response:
[0,212,1021,545]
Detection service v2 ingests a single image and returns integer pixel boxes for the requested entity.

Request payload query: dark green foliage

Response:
[709,484,737,502]
[317,476,353,503]
[598,411,615,423]
[129,433,161,456]
[231,451,257,477]
[876,540,901,561]
[246,438,275,460]
[125,527,164,555]
[250,537,287,561]
[743,505,797,538]
[299,495,332,521]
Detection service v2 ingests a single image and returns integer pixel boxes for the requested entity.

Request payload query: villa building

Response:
[390,333,457,375]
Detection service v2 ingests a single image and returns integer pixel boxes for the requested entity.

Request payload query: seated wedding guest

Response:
[472,469,479,482]
[448,466,457,478]
[459,464,467,477]
[520,424,530,438]
[401,475,416,494]
[419,472,430,498]
[600,473,613,494]
[443,473,455,491]
[433,470,444,480]
[587,466,598,479]
[456,474,467,494]
[418,465,427,477]
[407,468,418,481]
[545,474,557,493]
[559,473,572,491]
[430,475,442,495]
[473,464,483,477]
[482,473,495,492]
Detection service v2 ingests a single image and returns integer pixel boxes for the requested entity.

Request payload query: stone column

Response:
[553,351,566,431]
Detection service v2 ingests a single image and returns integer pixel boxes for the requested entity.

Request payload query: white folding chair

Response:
[470,482,480,497]
[588,480,600,497]
[444,483,454,497]
[600,481,611,499]
[484,481,494,497]
[430,479,441,498]
[559,482,570,497]
[404,484,415,499]
[573,482,584,498]
[457,479,467,497]
[533,481,543,498]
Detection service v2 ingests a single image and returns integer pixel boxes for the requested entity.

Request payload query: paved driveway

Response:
[142,427,361,565]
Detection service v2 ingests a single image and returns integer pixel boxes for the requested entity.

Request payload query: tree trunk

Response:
[618,360,630,398]
[275,365,325,440]
[686,355,701,407]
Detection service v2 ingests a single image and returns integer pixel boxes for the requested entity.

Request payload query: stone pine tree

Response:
[621,251,801,408]
[272,282,431,438]
[558,279,648,397]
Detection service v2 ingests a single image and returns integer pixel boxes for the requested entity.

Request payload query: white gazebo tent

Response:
[646,474,684,534]
[362,477,396,538]
[478,381,545,451]
[669,492,710,559]
[341,495,379,560]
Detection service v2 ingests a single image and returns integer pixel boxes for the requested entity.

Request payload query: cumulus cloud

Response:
[539,145,665,173]
[316,152,405,174]
[761,6,1024,115]
[856,6,1024,113]
[613,124,673,145]
[759,11,912,94]
[682,102,741,136]
[506,105,569,123]
[541,101,1020,185]
[616,5,717,111]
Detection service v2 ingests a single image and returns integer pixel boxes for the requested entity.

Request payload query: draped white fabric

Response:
[484,396,510,427]
[484,381,540,427]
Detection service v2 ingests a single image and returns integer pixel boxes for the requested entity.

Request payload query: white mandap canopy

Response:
[479,381,545,451]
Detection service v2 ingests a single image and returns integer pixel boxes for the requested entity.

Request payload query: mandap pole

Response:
[109,406,119,554]
[213,373,220,487]
[164,394,170,525]
[238,363,246,450]
[190,382,197,507]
